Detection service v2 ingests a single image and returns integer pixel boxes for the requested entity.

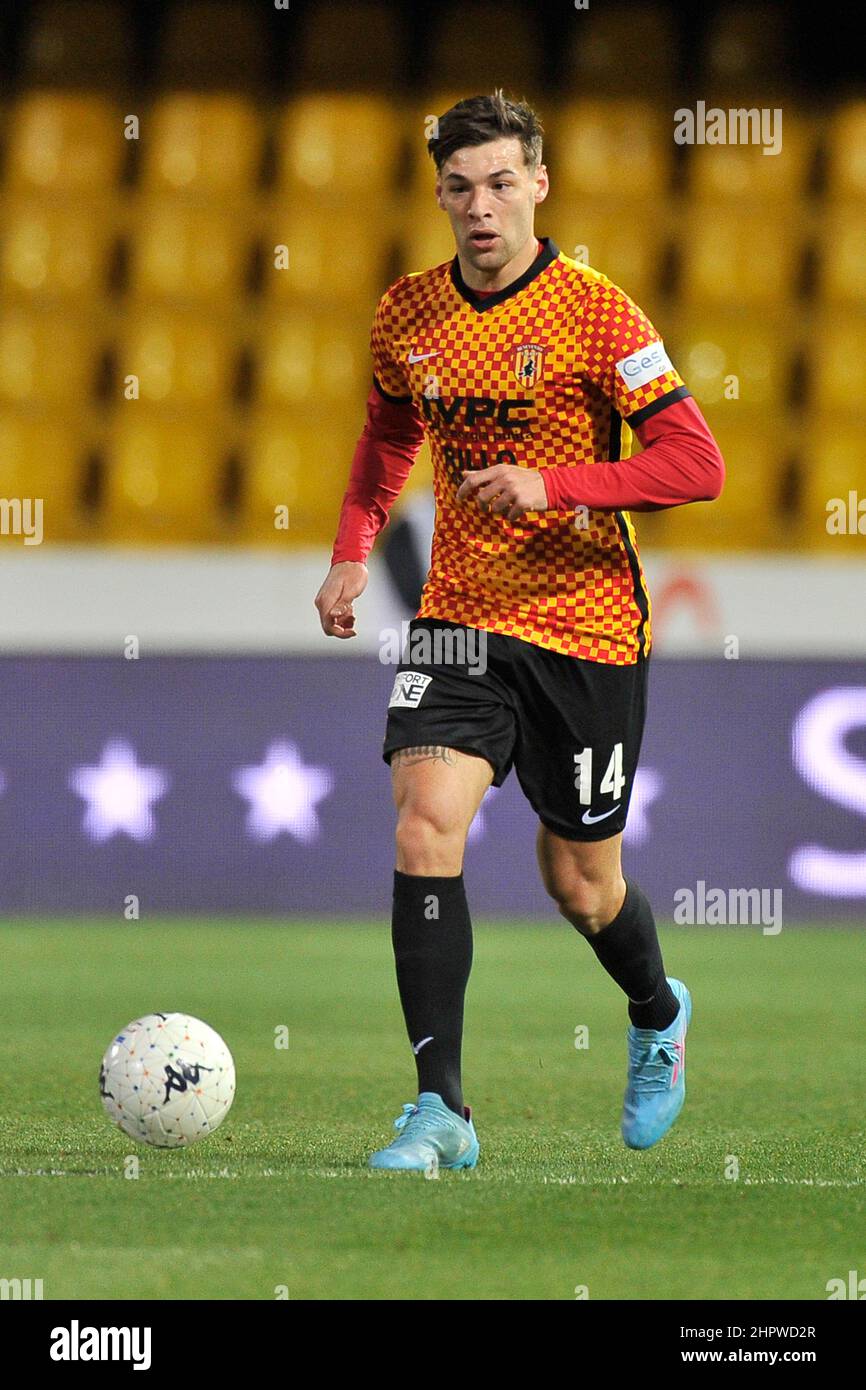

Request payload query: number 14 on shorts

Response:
[574,744,625,806]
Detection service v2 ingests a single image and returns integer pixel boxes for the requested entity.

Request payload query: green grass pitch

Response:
[0,919,863,1301]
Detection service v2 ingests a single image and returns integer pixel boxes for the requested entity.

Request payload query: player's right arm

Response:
[315,287,426,639]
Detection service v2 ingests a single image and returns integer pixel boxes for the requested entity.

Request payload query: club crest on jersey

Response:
[514,342,544,388]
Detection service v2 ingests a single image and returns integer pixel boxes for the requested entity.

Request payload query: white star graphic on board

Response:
[70,739,170,842]
[232,740,333,843]
[624,769,663,847]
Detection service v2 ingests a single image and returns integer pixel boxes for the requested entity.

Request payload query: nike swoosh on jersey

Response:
[581,804,621,824]
[407,350,440,363]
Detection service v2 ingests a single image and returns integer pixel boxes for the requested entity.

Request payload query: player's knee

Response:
[544,867,618,935]
[395,807,465,876]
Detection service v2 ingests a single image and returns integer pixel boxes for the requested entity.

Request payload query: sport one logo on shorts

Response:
[389,672,433,708]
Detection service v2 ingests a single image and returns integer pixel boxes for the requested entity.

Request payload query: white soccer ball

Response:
[99,1013,236,1148]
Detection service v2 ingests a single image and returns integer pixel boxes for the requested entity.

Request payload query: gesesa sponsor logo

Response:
[420,395,534,430]
[615,342,673,392]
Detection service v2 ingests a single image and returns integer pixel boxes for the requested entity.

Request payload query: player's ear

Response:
[534,164,549,205]
[435,179,445,210]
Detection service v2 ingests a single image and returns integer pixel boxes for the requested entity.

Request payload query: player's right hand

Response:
[314,561,368,638]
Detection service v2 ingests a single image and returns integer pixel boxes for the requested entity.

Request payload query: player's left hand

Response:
[457,464,549,522]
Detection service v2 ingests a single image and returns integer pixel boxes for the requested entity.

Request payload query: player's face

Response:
[436,137,548,285]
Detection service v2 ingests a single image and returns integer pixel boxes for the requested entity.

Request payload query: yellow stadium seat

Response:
[810,314,866,415]
[653,422,788,550]
[241,414,358,546]
[141,95,261,197]
[561,5,677,97]
[678,207,801,306]
[256,311,369,408]
[104,415,230,542]
[544,197,667,306]
[398,188,457,276]
[296,1,401,89]
[818,207,866,306]
[0,201,114,299]
[129,203,252,302]
[826,102,866,200]
[262,209,391,308]
[158,0,267,89]
[702,4,794,97]
[554,101,673,200]
[427,3,540,93]
[0,413,86,540]
[399,220,455,279]
[7,92,122,192]
[277,96,402,198]
[799,423,866,549]
[0,311,98,405]
[670,313,790,413]
[117,309,237,406]
[22,1,133,88]
[687,114,814,201]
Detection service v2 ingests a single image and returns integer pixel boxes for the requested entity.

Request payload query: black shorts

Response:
[382,619,649,842]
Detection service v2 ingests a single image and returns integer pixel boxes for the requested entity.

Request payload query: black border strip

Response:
[610,403,649,657]
[626,384,690,429]
[609,406,623,463]
[615,510,650,658]
[450,237,559,312]
[373,374,413,405]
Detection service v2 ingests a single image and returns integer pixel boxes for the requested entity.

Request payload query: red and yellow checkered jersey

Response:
[371,237,689,664]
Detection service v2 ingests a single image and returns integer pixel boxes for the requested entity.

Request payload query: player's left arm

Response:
[543,283,724,513]
[457,284,725,521]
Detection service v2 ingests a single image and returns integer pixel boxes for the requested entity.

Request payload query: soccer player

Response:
[315,92,724,1170]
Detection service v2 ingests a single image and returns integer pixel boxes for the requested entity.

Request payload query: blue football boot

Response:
[622,978,692,1150]
[368,1091,479,1171]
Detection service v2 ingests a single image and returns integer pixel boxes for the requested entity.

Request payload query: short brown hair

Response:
[427,89,543,173]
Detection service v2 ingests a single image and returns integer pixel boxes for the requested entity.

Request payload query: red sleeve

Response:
[541,396,725,512]
[330,383,426,565]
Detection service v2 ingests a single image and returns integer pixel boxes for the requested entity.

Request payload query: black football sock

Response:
[391,869,473,1117]
[584,877,679,1031]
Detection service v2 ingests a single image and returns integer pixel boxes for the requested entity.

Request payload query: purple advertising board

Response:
[0,655,864,922]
